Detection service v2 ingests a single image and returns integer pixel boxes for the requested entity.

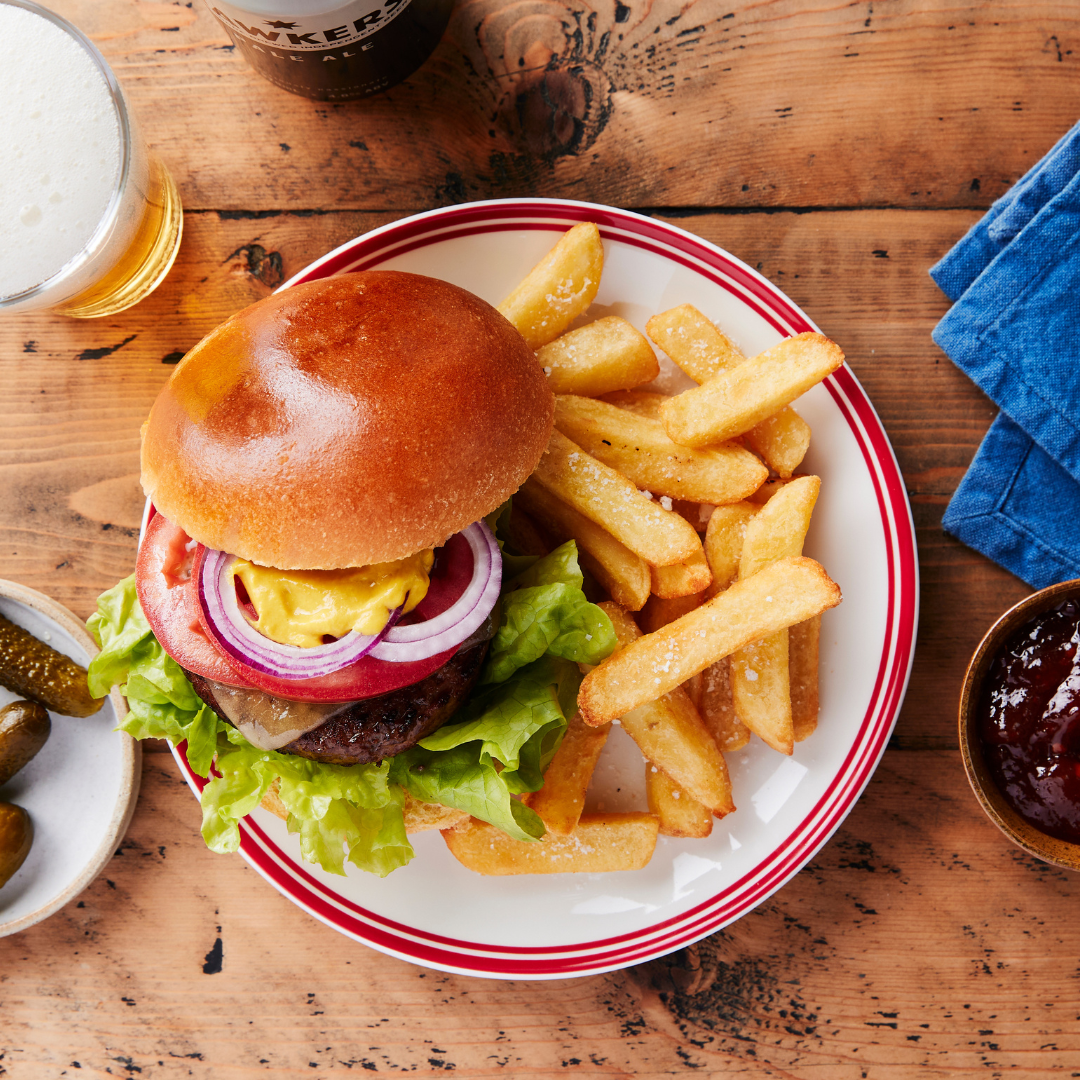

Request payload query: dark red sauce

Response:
[979,599,1080,843]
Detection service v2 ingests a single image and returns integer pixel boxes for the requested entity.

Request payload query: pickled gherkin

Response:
[0,614,103,717]
[0,700,50,786]
[0,802,32,889]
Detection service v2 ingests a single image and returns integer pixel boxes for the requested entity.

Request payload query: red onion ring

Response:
[370,521,501,663]
[196,547,396,680]
[194,519,501,676]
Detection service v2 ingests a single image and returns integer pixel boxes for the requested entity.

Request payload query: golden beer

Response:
[54,155,183,318]
[1,1,183,318]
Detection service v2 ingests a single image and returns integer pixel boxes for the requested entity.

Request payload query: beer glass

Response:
[0,1,183,318]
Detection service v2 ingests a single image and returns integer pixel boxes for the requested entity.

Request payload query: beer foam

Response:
[0,6,122,299]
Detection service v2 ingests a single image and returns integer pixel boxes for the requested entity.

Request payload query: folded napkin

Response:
[931,120,1080,589]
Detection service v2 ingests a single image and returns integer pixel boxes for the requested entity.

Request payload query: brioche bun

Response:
[141,271,554,568]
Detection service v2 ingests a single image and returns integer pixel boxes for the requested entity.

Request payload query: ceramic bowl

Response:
[0,579,140,936]
[959,579,1080,870]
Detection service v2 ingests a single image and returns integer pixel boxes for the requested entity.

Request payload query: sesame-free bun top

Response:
[141,272,554,569]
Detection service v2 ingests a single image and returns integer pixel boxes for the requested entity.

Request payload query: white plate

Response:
[0,580,140,937]
[169,199,919,979]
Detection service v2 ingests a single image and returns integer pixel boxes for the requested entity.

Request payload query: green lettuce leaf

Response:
[482,541,616,684]
[88,575,221,774]
[389,654,582,840]
[390,745,544,842]
[202,725,411,877]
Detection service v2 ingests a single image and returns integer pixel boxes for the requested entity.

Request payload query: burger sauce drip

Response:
[979,599,1080,843]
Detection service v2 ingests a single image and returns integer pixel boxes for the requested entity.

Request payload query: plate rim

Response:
[0,578,141,938]
[170,197,919,978]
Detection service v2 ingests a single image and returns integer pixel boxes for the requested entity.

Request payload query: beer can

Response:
[207,0,453,101]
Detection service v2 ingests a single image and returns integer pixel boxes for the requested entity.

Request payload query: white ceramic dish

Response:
[167,199,919,978]
[0,579,140,937]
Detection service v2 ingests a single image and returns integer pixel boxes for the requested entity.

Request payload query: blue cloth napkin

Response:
[932,120,1080,589]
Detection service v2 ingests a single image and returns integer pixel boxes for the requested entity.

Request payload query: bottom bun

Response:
[259,779,469,834]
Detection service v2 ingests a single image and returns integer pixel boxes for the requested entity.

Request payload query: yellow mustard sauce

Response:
[232,549,435,648]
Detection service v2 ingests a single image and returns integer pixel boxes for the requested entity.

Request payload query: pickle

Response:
[0,802,32,889]
[0,614,103,717]
[0,700,50,787]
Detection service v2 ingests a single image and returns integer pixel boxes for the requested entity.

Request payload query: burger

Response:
[87,271,616,876]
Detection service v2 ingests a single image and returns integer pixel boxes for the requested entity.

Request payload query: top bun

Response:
[141,271,554,569]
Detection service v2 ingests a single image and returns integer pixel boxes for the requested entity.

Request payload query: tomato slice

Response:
[136,510,248,687]
[139,509,477,704]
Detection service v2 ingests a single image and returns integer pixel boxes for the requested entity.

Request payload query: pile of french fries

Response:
[441,224,844,876]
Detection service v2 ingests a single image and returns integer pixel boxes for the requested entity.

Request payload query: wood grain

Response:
[3,753,1078,1077]
[3,0,1077,1073]
[40,0,1080,212]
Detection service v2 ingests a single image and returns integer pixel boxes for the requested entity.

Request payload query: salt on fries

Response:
[730,476,821,755]
[438,225,845,876]
[443,813,659,875]
[647,764,714,838]
[531,429,703,567]
[647,305,812,477]
[601,601,735,816]
[538,316,659,397]
[553,394,768,505]
[659,332,845,449]
[498,222,603,349]
[578,558,840,726]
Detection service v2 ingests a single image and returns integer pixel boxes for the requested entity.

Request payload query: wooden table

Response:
[3,1,1079,1075]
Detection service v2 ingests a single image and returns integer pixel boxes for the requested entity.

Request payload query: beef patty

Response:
[186,636,489,766]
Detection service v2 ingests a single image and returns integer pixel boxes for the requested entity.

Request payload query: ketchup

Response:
[979,599,1080,843]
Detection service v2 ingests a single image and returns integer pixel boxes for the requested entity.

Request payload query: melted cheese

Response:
[204,676,349,750]
[233,549,434,648]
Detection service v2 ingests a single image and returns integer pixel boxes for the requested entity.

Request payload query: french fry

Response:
[673,499,708,531]
[646,304,745,375]
[498,223,604,349]
[650,548,712,599]
[646,764,714,838]
[515,477,650,611]
[578,557,841,726]
[525,713,610,836]
[600,602,735,815]
[730,638,793,755]
[744,411,812,480]
[621,691,734,814]
[531,430,702,567]
[739,476,821,577]
[704,502,758,594]
[554,394,767,505]
[660,333,844,450]
[505,501,551,557]
[598,389,668,421]
[638,591,707,634]
[537,317,659,397]
[791,614,821,742]
[646,305,812,477]
[699,658,750,752]
[699,504,756,750]
[730,477,822,755]
[745,477,790,505]
[683,670,704,710]
[442,813,659,875]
